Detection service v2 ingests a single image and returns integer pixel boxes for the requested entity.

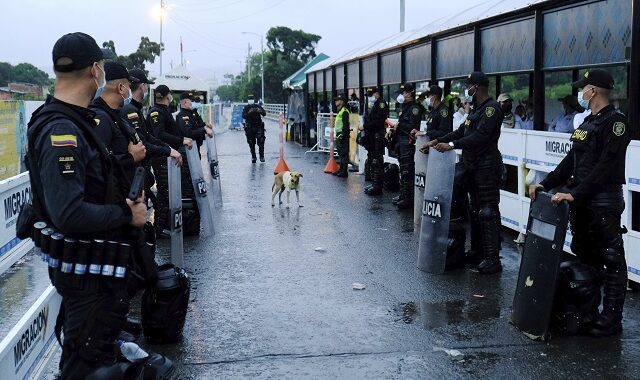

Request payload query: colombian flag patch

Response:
[51,135,78,147]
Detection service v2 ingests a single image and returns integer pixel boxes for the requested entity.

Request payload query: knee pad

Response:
[478,205,498,222]
[257,136,266,144]
[603,248,626,271]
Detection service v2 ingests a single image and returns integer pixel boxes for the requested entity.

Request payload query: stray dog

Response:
[271,171,303,208]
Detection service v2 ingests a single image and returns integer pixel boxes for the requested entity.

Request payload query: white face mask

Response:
[578,89,592,109]
[248,99,255,105]
[464,86,476,100]
[426,97,433,107]
[93,64,107,99]
[122,87,132,106]
[396,94,405,104]
[368,96,375,103]
[192,102,202,109]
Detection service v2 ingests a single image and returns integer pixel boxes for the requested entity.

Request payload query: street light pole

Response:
[242,31,265,103]
[160,0,164,76]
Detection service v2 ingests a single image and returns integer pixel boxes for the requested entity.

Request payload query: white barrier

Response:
[262,103,287,121]
[0,285,61,380]
[0,172,34,275]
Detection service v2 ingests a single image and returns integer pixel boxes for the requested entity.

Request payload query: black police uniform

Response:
[438,97,504,273]
[242,102,267,162]
[176,107,206,151]
[27,97,136,378]
[363,96,388,195]
[91,97,142,183]
[540,104,630,336]
[426,102,453,141]
[121,99,172,208]
[394,99,423,208]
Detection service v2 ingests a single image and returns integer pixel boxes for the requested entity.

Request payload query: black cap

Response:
[366,86,382,95]
[129,68,154,84]
[247,94,254,99]
[52,32,116,72]
[180,91,194,101]
[426,85,443,98]
[334,94,347,102]
[155,85,170,99]
[399,83,415,94]
[104,62,138,83]
[571,69,614,90]
[466,71,489,87]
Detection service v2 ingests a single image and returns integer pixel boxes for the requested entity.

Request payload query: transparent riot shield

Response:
[416,148,456,274]
[167,158,184,267]
[512,191,569,341]
[413,134,428,231]
[184,147,216,237]
[205,134,223,208]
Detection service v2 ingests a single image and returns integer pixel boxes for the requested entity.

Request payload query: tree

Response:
[0,62,51,87]
[102,37,163,72]
[266,27,321,63]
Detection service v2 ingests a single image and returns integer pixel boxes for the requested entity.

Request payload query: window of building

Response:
[386,83,401,118]
[499,73,530,119]
[543,70,573,130]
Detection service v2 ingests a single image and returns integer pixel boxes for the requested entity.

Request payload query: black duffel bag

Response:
[141,264,191,344]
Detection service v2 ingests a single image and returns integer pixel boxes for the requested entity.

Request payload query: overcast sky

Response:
[3,0,498,83]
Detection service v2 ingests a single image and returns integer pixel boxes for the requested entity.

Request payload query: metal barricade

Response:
[305,113,332,154]
[167,158,184,267]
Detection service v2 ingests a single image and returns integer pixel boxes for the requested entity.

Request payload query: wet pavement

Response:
[19,119,640,378]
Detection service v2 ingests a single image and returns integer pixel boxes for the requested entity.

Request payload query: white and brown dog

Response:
[271,171,303,208]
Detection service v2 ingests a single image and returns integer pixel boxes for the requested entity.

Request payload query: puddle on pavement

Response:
[398,298,503,329]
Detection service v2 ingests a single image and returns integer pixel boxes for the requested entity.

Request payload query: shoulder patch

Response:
[182,116,190,120]
[379,103,385,109]
[440,108,449,118]
[51,135,77,148]
[150,111,159,117]
[613,121,626,136]
[412,107,420,116]
[58,155,76,178]
[485,107,495,118]
[94,118,100,126]
[127,113,138,119]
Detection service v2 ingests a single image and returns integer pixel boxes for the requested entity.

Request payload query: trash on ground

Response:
[352,283,366,290]
[433,346,464,358]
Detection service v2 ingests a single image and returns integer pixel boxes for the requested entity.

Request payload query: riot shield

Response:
[413,134,428,231]
[511,191,569,341]
[205,134,223,207]
[167,158,184,267]
[184,147,216,237]
[416,148,456,274]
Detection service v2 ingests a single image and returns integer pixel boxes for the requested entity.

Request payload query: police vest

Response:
[335,107,350,134]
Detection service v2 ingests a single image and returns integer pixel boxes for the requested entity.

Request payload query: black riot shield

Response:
[511,191,569,341]
[416,148,456,274]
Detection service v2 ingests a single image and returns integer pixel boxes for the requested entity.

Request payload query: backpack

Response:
[141,264,191,343]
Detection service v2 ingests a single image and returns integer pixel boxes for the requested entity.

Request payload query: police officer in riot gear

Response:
[333,94,351,177]
[176,91,213,152]
[363,87,388,195]
[147,85,193,235]
[91,62,146,181]
[242,95,267,163]
[530,69,631,337]
[391,83,423,209]
[424,85,452,141]
[423,72,504,274]
[25,32,155,378]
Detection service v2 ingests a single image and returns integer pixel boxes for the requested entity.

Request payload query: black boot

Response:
[364,158,372,181]
[477,257,503,274]
[392,195,404,205]
[365,187,382,196]
[475,205,502,274]
[588,253,626,337]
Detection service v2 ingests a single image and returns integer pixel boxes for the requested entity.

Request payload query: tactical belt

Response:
[30,221,131,287]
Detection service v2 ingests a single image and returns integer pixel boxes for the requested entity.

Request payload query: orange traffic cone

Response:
[274,113,290,175]
[324,111,339,174]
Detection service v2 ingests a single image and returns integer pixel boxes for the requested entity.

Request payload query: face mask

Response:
[396,94,405,104]
[464,86,477,100]
[248,100,255,105]
[578,89,593,109]
[453,105,460,113]
[122,87,132,106]
[192,102,202,110]
[93,64,106,99]
[368,96,375,103]
[426,98,433,107]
